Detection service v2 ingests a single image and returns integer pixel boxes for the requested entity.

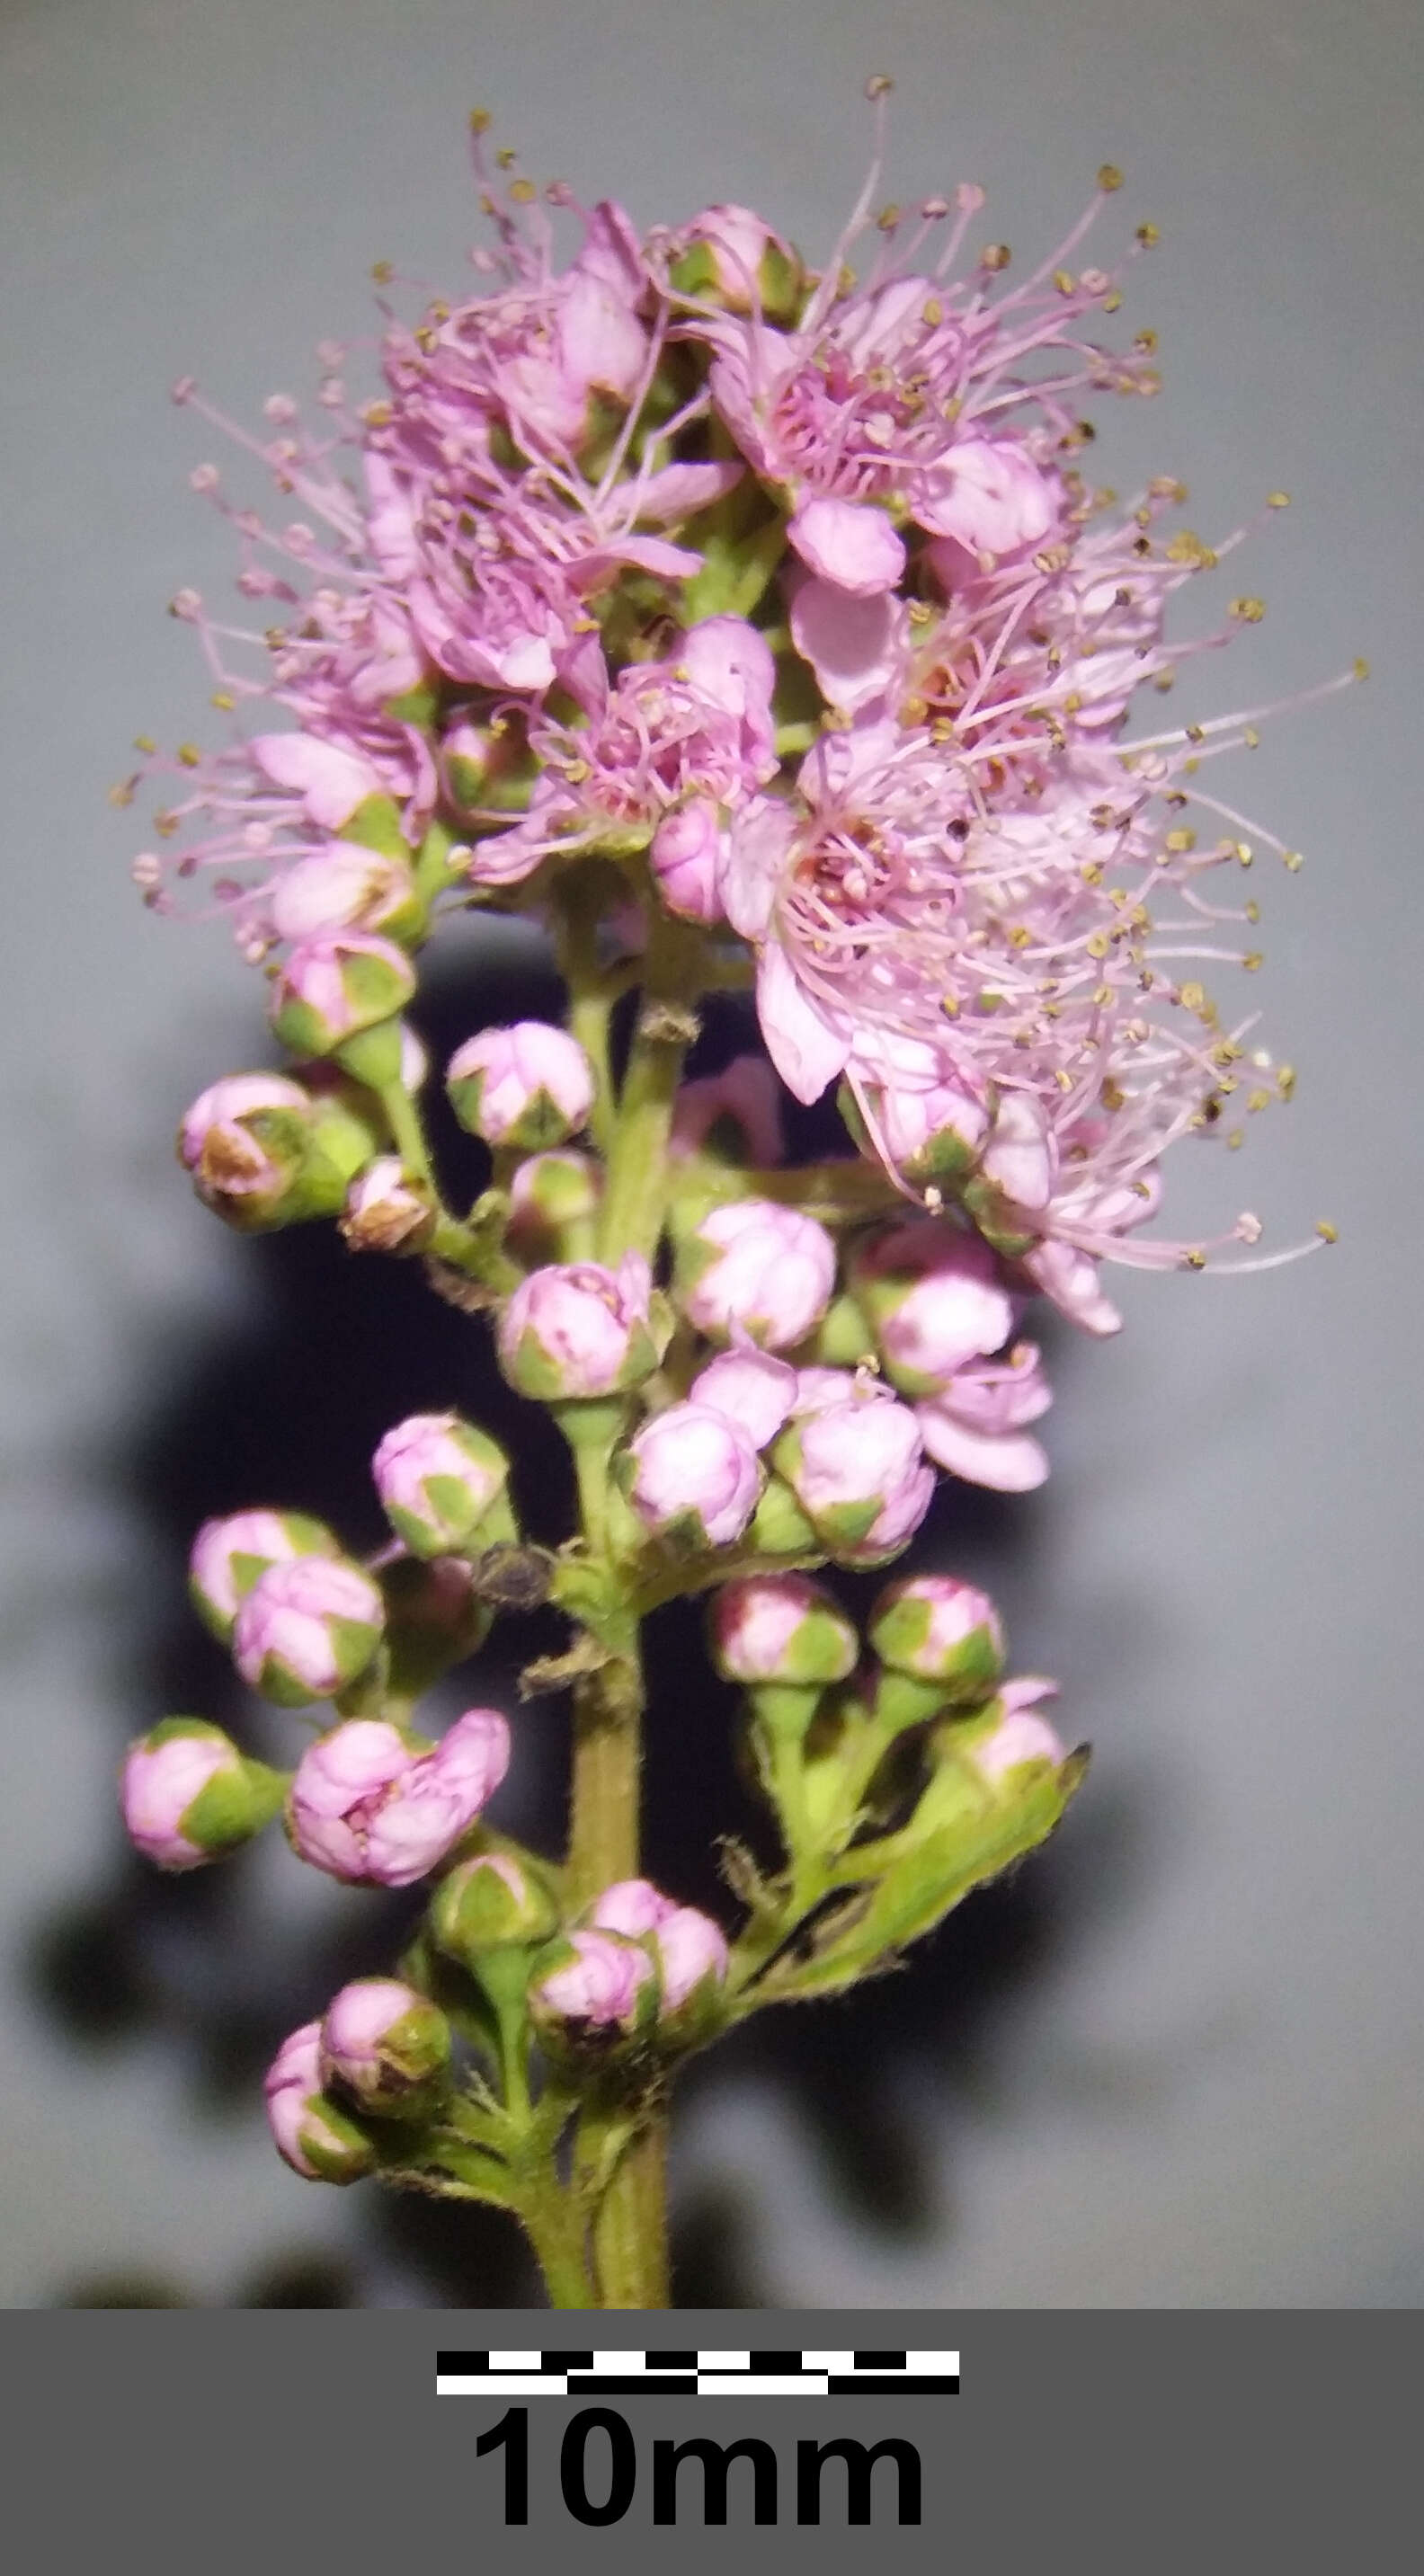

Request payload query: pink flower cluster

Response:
[125,112,1335,1308]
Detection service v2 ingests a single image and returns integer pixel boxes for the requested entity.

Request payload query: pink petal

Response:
[788,497,906,598]
[917,1408,1050,1492]
[789,578,904,714]
[717,796,797,943]
[755,941,850,1104]
[250,734,378,830]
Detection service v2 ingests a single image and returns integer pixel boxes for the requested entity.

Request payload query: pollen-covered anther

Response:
[1230,597,1266,624]
[1316,1221,1339,1244]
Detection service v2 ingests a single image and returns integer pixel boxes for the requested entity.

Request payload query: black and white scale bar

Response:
[435,2348,958,2398]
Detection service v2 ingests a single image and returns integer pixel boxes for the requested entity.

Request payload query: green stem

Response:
[522,2193,599,2308]
[594,2120,670,2308]
[554,877,618,1154]
[598,912,702,1263]
[565,1630,641,1908]
[375,1077,435,1186]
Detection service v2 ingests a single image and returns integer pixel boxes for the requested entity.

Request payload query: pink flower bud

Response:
[120,1719,282,1870]
[653,1905,730,2011]
[270,932,416,1057]
[853,1224,1015,1396]
[319,1976,450,2112]
[651,798,725,923]
[339,1155,436,1254]
[531,1929,654,2031]
[507,1150,601,1251]
[968,1680,1067,1782]
[680,1199,836,1351]
[623,1402,761,1546]
[671,206,803,319]
[916,1341,1053,1492]
[775,1372,934,1564]
[862,1077,991,1182]
[431,1849,560,1961]
[709,1572,859,1686]
[371,1411,509,1557]
[690,1345,798,1450]
[263,2021,376,2182]
[233,1555,384,1705]
[177,1073,315,1228]
[587,1882,729,2012]
[271,843,420,946]
[188,1507,341,1641]
[287,1709,510,1886]
[868,1574,1005,1701]
[671,1055,785,1168]
[497,1252,661,1399]
[589,1877,677,1937]
[446,1020,594,1149]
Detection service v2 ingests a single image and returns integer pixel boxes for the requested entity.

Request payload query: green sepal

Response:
[757,1747,1087,2003]
[871,1603,1004,1708]
[743,1476,822,1558]
[341,794,410,861]
[384,680,441,727]
[333,1015,407,1092]
[667,241,719,298]
[807,1291,876,1368]
[298,2095,379,2185]
[959,1175,1040,1258]
[180,1756,287,1857]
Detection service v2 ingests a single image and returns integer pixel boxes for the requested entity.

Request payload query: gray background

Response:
[1,0,1419,2307]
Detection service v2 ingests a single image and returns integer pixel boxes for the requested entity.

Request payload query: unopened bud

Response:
[430,1849,560,1964]
[340,1155,436,1253]
[120,1719,284,1870]
[668,206,805,323]
[619,1402,761,1548]
[233,1555,385,1705]
[650,798,725,924]
[846,1076,990,1185]
[690,1345,798,1450]
[964,1677,1067,1781]
[852,1223,1015,1397]
[709,1573,859,1685]
[446,1021,594,1149]
[270,932,416,1057]
[589,1881,729,2013]
[679,1199,836,1351]
[497,1253,665,1399]
[371,1411,510,1557]
[507,1150,601,1255]
[271,842,422,946]
[264,2022,376,2182]
[319,1977,450,2114]
[188,1507,342,1642]
[530,1929,655,2044]
[177,1074,316,1230]
[772,1372,934,1564]
[868,1573,1005,1703]
[442,715,538,818]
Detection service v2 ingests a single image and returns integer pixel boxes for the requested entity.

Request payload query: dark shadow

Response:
[29,937,1141,2307]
